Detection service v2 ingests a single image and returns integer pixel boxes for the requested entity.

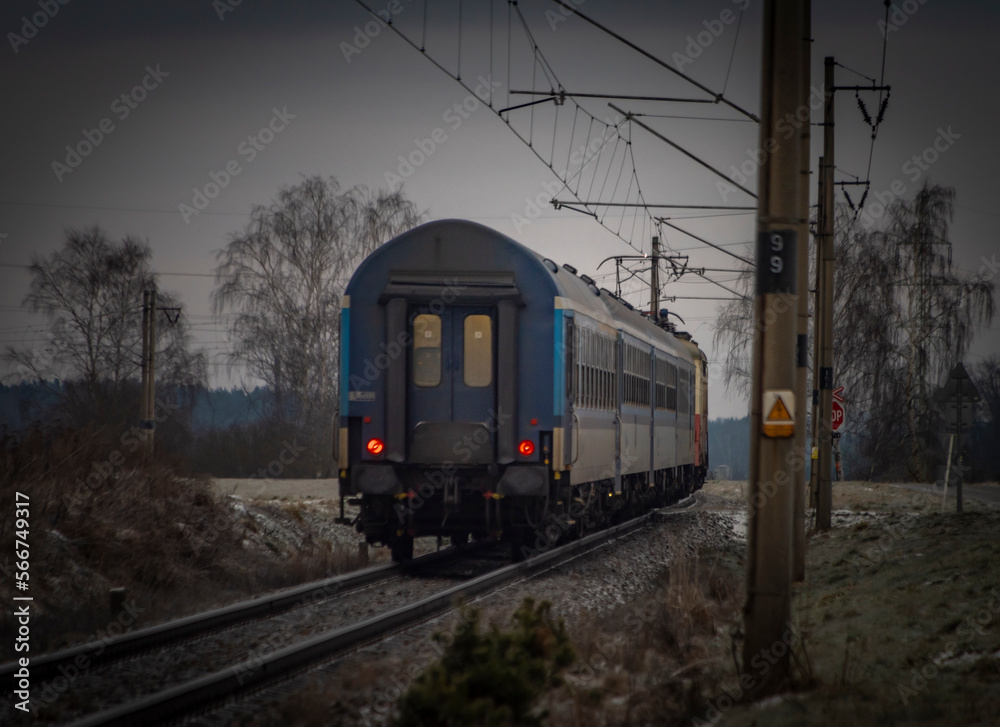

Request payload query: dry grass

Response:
[708,478,992,515]
[0,427,364,659]
[253,479,1000,726]
[545,544,746,727]
[712,508,1000,726]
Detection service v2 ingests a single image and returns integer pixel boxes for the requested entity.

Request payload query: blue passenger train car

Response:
[336,220,707,560]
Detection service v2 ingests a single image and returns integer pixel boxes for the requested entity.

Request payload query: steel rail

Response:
[67,500,693,726]
[0,543,477,683]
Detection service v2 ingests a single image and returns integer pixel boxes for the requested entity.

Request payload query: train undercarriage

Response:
[345,464,705,562]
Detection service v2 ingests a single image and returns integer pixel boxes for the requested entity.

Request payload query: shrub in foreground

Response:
[395,597,576,727]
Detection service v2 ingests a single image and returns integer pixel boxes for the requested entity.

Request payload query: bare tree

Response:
[6,226,206,425]
[972,356,1000,428]
[213,176,422,474]
[714,183,994,480]
[844,184,994,479]
[711,262,754,401]
[970,356,1000,480]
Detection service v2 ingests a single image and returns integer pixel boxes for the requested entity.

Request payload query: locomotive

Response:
[336,220,708,561]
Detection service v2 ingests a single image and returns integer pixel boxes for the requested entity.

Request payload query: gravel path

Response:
[188,501,745,726]
[17,558,501,726]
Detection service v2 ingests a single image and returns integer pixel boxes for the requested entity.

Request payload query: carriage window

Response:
[413,314,441,387]
[463,315,492,387]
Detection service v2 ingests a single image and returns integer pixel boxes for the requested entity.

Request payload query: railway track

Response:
[0,541,497,726]
[1,541,482,686]
[13,499,690,726]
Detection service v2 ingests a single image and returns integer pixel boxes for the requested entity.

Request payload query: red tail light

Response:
[518,439,535,457]
[366,438,385,456]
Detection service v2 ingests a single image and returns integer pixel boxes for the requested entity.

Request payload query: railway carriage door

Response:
[408,306,496,464]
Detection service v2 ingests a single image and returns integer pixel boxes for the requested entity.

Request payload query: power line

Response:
[0,262,217,279]
[720,1,745,95]
[544,0,759,122]
[630,113,754,123]
[0,199,250,217]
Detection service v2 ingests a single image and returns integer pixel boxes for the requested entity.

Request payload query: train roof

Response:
[346,219,698,364]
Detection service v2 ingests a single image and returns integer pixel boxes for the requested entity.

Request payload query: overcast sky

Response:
[1,0,997,419]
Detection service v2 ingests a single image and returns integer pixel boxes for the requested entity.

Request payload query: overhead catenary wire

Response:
[544,0,759,122]
[657,219,754,267]
[854,0,893,219]
[720,1,745,95]
[351,0,758,294]
[354,0,657,256]
[609,103,757,200]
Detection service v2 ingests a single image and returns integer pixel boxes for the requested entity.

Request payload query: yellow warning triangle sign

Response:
[767,396,791,422]
[762,390,795,437]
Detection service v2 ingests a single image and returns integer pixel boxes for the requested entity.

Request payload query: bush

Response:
[395,598,576,727]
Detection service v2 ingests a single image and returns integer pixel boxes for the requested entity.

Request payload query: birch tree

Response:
[213,176,422,474]
[714,183,994,480]
[7,226,206,426]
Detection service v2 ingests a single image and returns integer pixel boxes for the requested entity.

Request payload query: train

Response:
[335,219,708,561]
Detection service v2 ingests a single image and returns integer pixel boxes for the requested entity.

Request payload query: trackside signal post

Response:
[744,0,805,697]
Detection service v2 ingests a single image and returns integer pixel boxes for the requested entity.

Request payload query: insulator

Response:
[858,188,869,210]
[857,94,873,126]
[875,94,890,126]
[843,189,856,211]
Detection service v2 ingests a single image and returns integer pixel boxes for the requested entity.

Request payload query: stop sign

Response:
[832,400,845,432]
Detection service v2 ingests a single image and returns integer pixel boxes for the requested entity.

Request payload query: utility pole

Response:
[810,157,823,514]
[792,0,811,582]
[650,235,660,316]
[140,290,150,437]
[140,289,156,455]
[743,0,804,697]
[816,57,836,530]
[812,59,890,525]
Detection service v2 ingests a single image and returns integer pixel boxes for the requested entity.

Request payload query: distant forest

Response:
[707,414,998,483]
[0,381,271,433]
[2,384,996,482]
[707,416,750,480]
